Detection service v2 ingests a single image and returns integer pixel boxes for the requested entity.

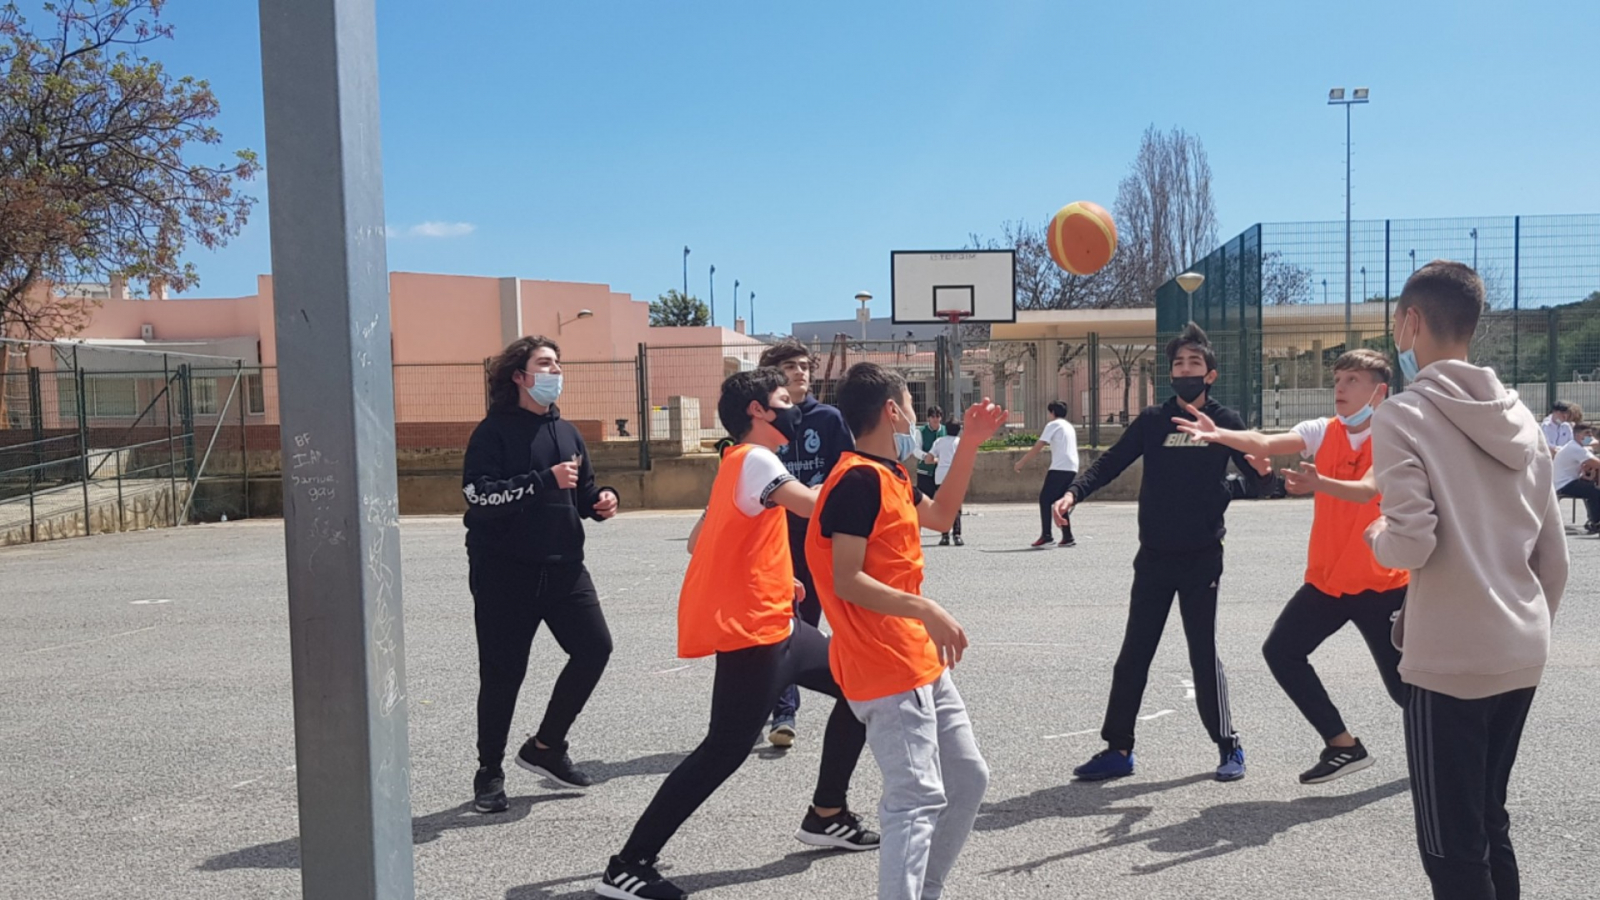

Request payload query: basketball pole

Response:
[258,1,416,898]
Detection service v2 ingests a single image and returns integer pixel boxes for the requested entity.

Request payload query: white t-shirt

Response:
[735,445,797,517]
[1543,416,1574,451]
[1553,439,1596,491]
[1039,418,1080,472]
[1292,417,1372,459]
[931,435,959,484]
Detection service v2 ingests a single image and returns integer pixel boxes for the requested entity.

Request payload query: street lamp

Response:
[855,290,873,340]
[557,309,593,334]
[1470,228,1479,270]
[749,291,756,334]
[682,245,690,311]
[733,279,740,326]
[1322,278,1329,305]
[709,264,716,328]
[1360,266,1367,304]
[1175,271,1205,322]
[1409,249,1417,273]
[1329,86,1370,337]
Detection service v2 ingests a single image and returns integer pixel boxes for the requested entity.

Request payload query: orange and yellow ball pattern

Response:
[1047,201,1118,275]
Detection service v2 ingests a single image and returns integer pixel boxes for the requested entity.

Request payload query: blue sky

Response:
[38,0,1600,328]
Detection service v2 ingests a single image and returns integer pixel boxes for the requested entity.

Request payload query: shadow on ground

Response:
[504,848,839,899]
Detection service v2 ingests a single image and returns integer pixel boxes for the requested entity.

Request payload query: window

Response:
[245,374,266,415]
[56,374,140,419]
[189,377,218,415]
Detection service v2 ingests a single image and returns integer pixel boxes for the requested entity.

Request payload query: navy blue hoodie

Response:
[776,394,854,567]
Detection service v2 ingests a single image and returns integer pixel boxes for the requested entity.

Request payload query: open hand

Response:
[961,398,1009,444]
[1172,402,1221,444]
[1283,462,1321,496]
[593,489,619,519]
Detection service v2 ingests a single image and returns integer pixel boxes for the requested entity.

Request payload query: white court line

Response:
[1139,709,1175,721]
[1042,728,1098,740]
[1181,678,1196,700]
[653,664,693,675]
[230,778,262,789]
[25,625,157,654]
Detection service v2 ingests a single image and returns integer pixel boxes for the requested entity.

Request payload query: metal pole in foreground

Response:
[257,2,414,898]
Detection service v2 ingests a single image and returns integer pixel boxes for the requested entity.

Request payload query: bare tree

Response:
[967,220,1127,310]
[1112,126,1218,308]
[1262,251,1315,305]
[1103,342,1156,421]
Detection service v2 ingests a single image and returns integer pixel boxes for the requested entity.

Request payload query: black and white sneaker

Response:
[472,766,507,814]
[795,807,881,851]
[1299,740,1375,784]
[515,738,592,789]
[597,855,687,900]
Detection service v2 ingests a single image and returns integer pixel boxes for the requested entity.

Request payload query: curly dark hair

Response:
[486,336,561,412]
[718,367,789,440]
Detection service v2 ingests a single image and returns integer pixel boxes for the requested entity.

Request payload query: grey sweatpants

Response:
[850,671,989,900]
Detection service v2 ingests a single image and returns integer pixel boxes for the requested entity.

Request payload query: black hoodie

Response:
[462,404,614,565]
[1067,395,1261,554]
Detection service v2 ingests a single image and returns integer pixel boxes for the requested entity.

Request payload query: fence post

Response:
[164,355,178,526]
[935,335,949,416]
[241,363,251,519]
[1547,307,1559,408]
[179,364,197,482]
[27,366,43,487]
[636,343,651,471]
[75,353,90,531]
[1512,215,1521,388]
[1087,332,1101,448]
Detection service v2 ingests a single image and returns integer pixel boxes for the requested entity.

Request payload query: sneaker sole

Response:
[1300,753,1375,785]
[794,829,881,852]
[596,883,677,900]
[768,726,796,748]
[473,798,508,814]
[1072,769,1133,782]
[514,757,590,790]
[1216,769,1247,782]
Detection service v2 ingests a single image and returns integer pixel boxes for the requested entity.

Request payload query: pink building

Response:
[3,273,767,445]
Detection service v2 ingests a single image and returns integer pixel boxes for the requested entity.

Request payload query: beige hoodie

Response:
[1367,359,1567,700]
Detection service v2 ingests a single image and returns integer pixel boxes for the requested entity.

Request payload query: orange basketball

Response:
[1047,201,1117,275]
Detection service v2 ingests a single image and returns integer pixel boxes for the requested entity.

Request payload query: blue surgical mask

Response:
[1336,387,1384,427]
[528,372,562,406]
[892,405,920,461]
[1337,404,1374,428]
[1396,313,1420,381]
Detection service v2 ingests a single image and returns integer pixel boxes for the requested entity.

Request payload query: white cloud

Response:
[400,221,476,239]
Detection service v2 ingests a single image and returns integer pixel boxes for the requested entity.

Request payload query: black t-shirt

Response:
[819,452,925,540]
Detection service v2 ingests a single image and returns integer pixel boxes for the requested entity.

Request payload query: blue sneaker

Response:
[1217,745,1246,782]
[1073,748,1135,781]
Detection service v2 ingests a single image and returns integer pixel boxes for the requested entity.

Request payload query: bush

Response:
[978,432,1038,451]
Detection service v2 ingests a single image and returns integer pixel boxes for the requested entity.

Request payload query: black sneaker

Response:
[1058,538,1077,548]
[597,855,687,900]
[515,738,592,789]
[795,806,881,851]
[952,535,964,546]
[472,766,507,814]
[938,534,951,546]
[1299,740,1375,784]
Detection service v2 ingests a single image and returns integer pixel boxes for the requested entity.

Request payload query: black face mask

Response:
[766,404,803,444]
[1171,376,1209,404]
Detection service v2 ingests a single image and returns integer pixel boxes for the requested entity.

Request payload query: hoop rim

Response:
[934,309,974,321]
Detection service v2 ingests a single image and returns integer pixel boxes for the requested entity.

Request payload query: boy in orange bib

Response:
[807,362,1009,900]
[598,368,877,900]
[1174,349,1408,784]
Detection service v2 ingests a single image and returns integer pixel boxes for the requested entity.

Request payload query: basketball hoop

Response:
[935,310,973,327]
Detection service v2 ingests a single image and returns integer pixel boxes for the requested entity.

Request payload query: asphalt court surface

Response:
[2,499,1595,899]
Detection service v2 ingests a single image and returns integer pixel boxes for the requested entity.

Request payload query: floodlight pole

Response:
[258,1,415,898]
[1329,87,1370,340]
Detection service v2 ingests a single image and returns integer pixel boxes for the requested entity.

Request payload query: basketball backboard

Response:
[891,250,1016,324]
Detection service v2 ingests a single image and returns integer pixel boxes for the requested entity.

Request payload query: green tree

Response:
[650,289,709,326]
[1,0,257,417]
